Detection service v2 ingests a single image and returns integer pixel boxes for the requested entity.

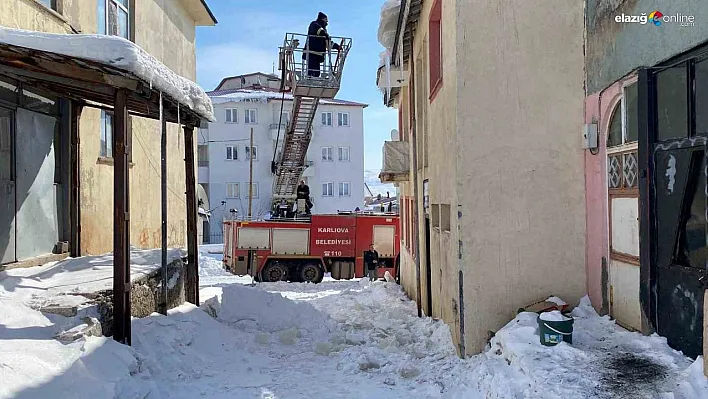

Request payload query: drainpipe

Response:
[409,55,423,318]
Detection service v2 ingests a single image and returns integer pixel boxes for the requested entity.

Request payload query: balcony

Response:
[270,123,287,140]
[198,165,209,184]
[379,141,409,183]
[302,159,315,177]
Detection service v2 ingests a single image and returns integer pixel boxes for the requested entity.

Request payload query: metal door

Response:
[0,107,15,265]
[653,145,706,358]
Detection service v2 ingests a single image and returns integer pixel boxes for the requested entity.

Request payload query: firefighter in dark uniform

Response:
[296,180,313,214]
[304,12,340,77]
[364,244,379,281]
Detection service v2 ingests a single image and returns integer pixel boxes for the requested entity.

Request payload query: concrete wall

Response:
[205,98,365,234]
[586,0,708,94]
[455,0,587,354]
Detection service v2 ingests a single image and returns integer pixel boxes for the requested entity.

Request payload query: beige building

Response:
[0,0,216,267]
[377,0,587,355]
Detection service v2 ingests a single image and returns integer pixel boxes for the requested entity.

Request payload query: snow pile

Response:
[0,300,156,398]
[0,26,214,121]
[378,0,401,52]
[0,247,184,309]
[546,296,568,306]
[449,296,708,398]
[214,284,334,335]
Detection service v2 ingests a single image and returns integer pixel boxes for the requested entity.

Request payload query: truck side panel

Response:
[310,215,357,257]
[354,215,400,278]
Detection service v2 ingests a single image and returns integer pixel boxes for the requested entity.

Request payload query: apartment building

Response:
[198,73,366,240]
[0,0,216,265]
[376,0,586,356]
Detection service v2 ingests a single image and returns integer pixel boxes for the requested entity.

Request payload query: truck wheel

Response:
[262,262,288,282]
[300,263,324,284]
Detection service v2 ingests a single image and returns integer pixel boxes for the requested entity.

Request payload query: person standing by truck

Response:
[363,244,379,281]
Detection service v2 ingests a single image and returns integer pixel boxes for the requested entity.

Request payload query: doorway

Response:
[425,216,432,317]
[0,107,15,265]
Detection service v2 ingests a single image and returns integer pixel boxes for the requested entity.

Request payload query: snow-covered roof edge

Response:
[0,27,215,122]
[208,90,368,108]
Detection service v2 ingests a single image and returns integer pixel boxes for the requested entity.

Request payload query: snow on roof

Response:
[0,26,215,122]
[378,0,402,52]
[208,88,368,107]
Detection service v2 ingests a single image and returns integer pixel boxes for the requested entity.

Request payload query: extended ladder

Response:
[272,33,352,213]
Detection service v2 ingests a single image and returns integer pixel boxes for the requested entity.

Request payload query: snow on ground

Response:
[0,247,184,310]
[0,244,706,398]
[0,26,214,121]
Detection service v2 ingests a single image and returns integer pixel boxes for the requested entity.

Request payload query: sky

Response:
[195,0,398,171]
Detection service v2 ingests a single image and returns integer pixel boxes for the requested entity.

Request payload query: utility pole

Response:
[248,127,254,219]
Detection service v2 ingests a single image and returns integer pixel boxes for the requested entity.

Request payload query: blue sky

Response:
[195,0,398,171]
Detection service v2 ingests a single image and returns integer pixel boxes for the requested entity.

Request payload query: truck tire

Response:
[300,263,324,284]
[261,261,288,282]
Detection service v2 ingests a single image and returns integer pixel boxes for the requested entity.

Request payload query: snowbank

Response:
[0,26,214,122]
[215,284,334,334]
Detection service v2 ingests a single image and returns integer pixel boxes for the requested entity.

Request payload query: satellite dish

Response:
[391,129,399,141]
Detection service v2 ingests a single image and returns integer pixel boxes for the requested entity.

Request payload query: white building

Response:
[198,73,366,241]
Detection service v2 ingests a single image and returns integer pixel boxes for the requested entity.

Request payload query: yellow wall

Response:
[1,0,204,254]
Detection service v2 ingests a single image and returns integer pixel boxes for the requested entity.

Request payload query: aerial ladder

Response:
[271,33,352,217]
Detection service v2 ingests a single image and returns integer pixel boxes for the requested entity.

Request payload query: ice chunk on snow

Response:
[384,270,395,282]
[0,26,214,122]
[546,296,567,306]
[539,310,570,322]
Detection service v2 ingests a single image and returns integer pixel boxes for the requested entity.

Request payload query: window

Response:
[197,145,208,167]
[98,0,130,40]
[607,82,639,148]
[245,109,257,124]
[322,112,332,126]
[245,183,259,198]
[225,108,238,123]
[337,112,349,126]
[656,65,688,142]
[322,182,334,196]
[338,146,350,161]
[38,0,59,12]
[428,0,443,101]
[226,183,239,198]
[245,146,257,161]
[338,182,350,196]
[321,147,333,161]
[99,110,132,161]
[226,145,238,160]
[100,110,113,157]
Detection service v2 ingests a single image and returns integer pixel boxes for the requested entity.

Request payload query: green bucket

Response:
[537,314,574,346]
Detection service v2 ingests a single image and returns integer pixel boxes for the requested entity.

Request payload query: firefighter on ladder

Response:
[304,12,340,77]
[296,180,312,215]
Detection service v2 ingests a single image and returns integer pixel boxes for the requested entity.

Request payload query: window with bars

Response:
[608,151,638,190]
[98,0,130,40]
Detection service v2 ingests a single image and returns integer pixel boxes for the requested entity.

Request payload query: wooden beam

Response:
[160,95,168,315]
[183,125,199,305]
[69,102,83,257]
[113,89,131,345]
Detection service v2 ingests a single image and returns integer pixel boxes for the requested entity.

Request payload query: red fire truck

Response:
[222,213,400,283]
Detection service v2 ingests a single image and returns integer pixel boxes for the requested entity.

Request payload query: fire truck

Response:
[222,213,400,283]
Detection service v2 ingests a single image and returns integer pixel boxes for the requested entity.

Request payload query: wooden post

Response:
[113,89,131,345]
[159,95,168,315]
[183,125,198,305]
[69,102,82,257]
[248,127,254,218]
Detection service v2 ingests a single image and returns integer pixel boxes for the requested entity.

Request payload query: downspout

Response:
[409,51,423,318]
